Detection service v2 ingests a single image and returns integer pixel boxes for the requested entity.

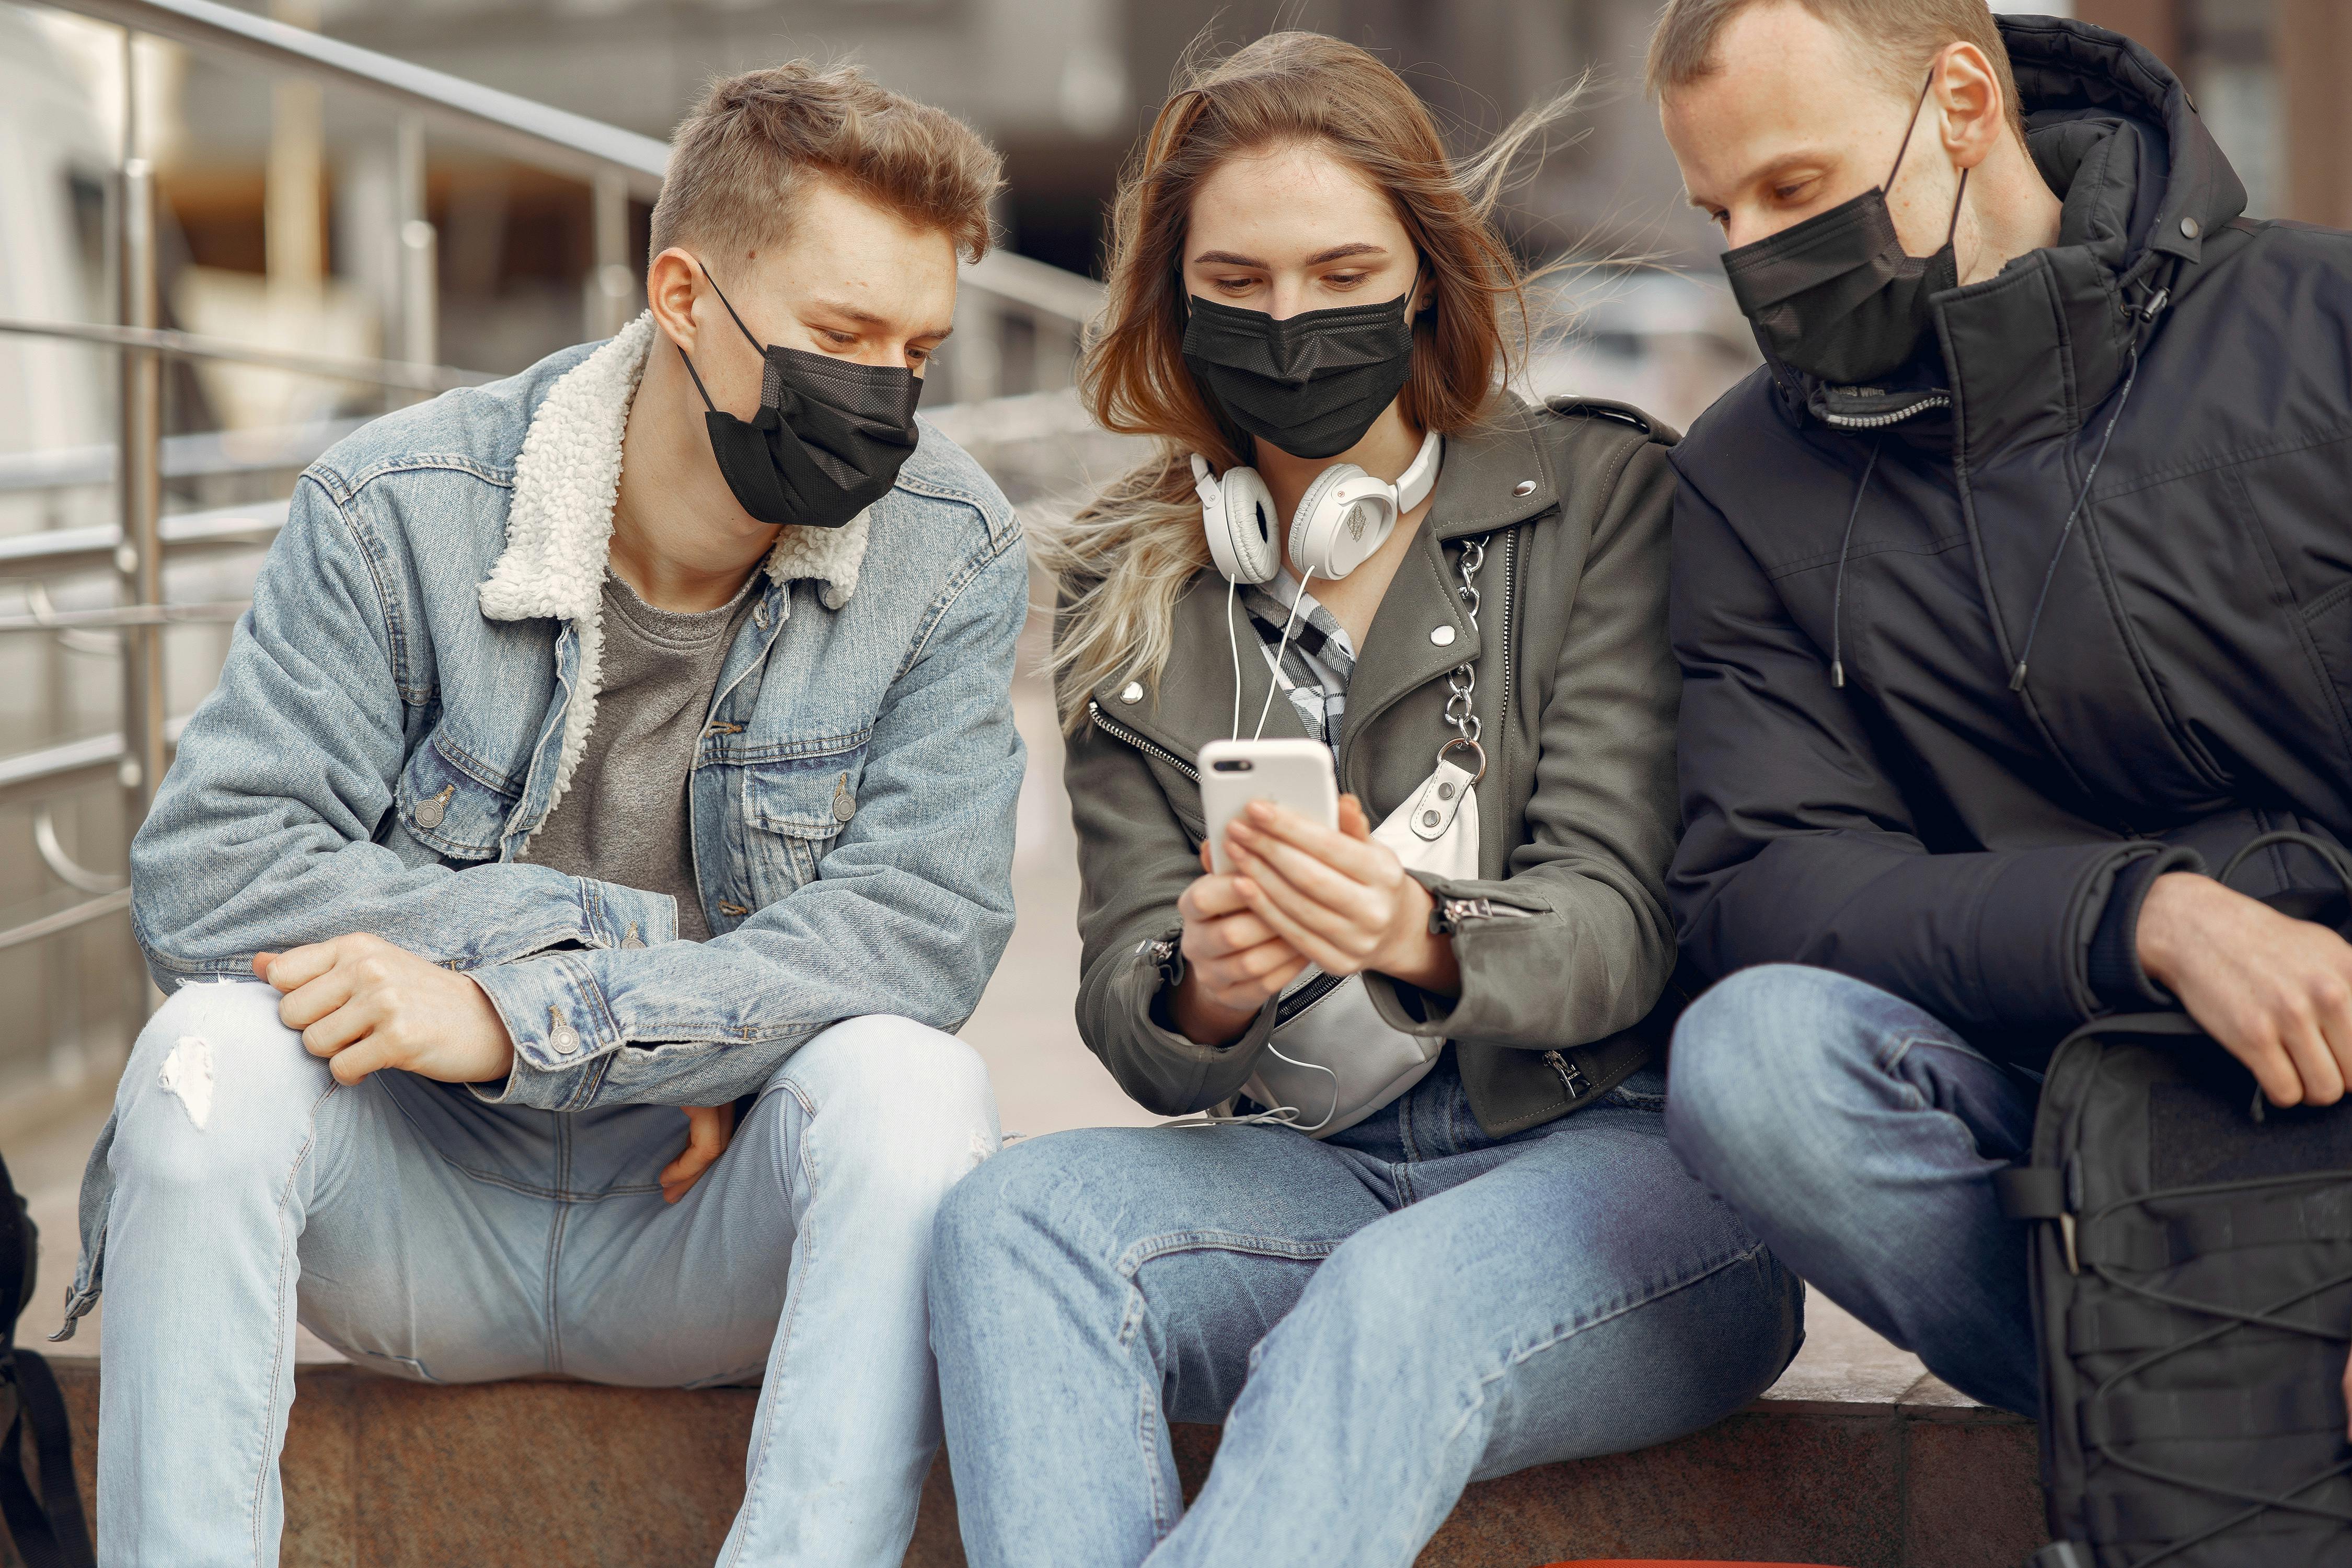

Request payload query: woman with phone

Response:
[928,32,1801,1567]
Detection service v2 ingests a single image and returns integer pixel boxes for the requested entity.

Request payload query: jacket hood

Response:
[1775,15,2247,453]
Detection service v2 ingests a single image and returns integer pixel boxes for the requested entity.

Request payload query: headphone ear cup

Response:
[1289,463,1396,580]
[1204,466,1279,585]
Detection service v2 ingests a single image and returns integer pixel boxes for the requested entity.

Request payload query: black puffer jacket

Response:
[1668,15,2352,1065]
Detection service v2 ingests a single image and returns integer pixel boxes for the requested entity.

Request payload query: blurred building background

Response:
[0,0,2326,1143]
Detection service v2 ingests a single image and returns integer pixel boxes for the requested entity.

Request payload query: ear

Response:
[1933,42,2009,173]
[647,247,705,355]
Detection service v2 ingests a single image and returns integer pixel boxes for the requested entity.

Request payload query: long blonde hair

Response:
[1036,31,1582,729]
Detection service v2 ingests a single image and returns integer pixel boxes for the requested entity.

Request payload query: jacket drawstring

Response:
[1829,441,1882,689]
[2008,284,2169,691]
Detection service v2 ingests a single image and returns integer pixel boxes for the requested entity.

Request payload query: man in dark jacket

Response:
[1649,0,2352,1417]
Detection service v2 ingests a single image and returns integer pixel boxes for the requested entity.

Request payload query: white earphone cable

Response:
[1226,576,1242,741]
[1250,564,1313,743]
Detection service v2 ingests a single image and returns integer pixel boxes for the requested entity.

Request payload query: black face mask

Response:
[1180,276,1418,460]
[677,264,923,529]
[1719,73,1968,387]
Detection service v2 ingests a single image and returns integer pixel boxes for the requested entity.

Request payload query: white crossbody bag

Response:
[1237,534,1500,1137]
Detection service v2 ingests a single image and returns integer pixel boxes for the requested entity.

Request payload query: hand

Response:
[256,935,516,1087]
[659,1103,737,1203]
[1222,795,1460,995]
[2138,872,2352,1106]
[1172,837,1311,1046]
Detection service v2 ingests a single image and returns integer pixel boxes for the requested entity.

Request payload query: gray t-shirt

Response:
[520,570,758,942]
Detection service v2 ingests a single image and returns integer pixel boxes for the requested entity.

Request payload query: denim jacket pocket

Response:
[397,732,520,862]
[740,742,869,906]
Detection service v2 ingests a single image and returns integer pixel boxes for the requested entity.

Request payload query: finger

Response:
[2316,972,2352,1106]
[1202,933,1307,990]
[2279,1008,2345,1107]
[252,952,278,983]
[1241,800,1386,878]
[1228,825,1386,919]
[327,1033,397,1086]
[278,964,361,1032]
[1338,793,1371,840]
[1231,872,1358,975]
[1185,909,1283,961]
[301,995,379,1058]
[2238,1028,2305,1108]
[1228,935,1307,981]
[1177,874,1253,922]
[658,1122,717,1189]
[1229,843,1379,952]
[262,941,342,993]
[1218,951,1311,1009]
[662,1109,732,1203]
[1200,838,1214,876]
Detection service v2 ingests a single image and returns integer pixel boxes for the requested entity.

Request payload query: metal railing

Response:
[3,0,1104,1047]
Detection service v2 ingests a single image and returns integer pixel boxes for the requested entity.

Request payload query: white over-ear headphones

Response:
[1191,429,1441,586]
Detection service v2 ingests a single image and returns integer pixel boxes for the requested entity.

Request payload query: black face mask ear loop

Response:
[2008,282,2170,691]
[675,259,774,416]
[1884,68,1971,266]
[1830,440,1883,689]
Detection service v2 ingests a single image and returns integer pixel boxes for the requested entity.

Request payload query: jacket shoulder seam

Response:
[305,470,423,706]
[895,520,1024,680]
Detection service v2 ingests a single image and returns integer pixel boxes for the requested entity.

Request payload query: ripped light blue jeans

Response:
[87,979,998,1568]
[927,1055,1802,1568]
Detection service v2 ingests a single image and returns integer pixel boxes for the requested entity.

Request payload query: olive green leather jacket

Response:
[1064,395,1680,1137]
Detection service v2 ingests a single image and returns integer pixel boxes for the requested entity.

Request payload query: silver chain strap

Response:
[1441,536,1488,778]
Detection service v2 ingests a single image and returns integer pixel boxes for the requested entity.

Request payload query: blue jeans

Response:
[90,979,999,1567]
[926,1055,1801,1568]
[1665,964,2044,1414]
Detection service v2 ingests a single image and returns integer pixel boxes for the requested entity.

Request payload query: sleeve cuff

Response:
[465,952,616,1109]
[2086,846,2203,1011]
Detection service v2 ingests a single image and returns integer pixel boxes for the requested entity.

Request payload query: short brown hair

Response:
[1646,0,2027,139]
[650,62,1002,267]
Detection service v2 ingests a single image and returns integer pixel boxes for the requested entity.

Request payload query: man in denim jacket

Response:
[62,64,1025,1567]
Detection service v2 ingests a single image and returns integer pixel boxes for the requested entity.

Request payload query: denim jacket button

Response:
[832,773,857,823]
[549,1021,582,1056]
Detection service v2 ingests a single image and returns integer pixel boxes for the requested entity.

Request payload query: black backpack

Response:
[2000,832,2352,1567]
[0,1150,92,1568]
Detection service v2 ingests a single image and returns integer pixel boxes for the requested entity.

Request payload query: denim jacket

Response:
[59,315,1025,1335]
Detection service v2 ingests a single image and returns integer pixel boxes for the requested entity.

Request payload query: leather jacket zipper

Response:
[1088,701,1199,781]
[1496,527,1515,737]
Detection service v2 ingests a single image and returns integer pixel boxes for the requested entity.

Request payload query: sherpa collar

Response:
[478,312,872,622]
[476,311,873,839]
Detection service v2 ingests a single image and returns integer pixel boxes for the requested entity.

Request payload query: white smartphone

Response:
[1197,738,1339,874]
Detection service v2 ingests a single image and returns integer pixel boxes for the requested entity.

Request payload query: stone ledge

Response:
[1,1356,2046,1568]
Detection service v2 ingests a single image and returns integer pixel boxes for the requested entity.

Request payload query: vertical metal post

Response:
[119,31,165,1023]
[588,169,633,340]
[396,116,437,369]
[118,44,165,816]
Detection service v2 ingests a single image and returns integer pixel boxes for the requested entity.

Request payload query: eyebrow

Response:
[1190,242,1392,269]
[803,297,955,340]
[1688,152,1839,209]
